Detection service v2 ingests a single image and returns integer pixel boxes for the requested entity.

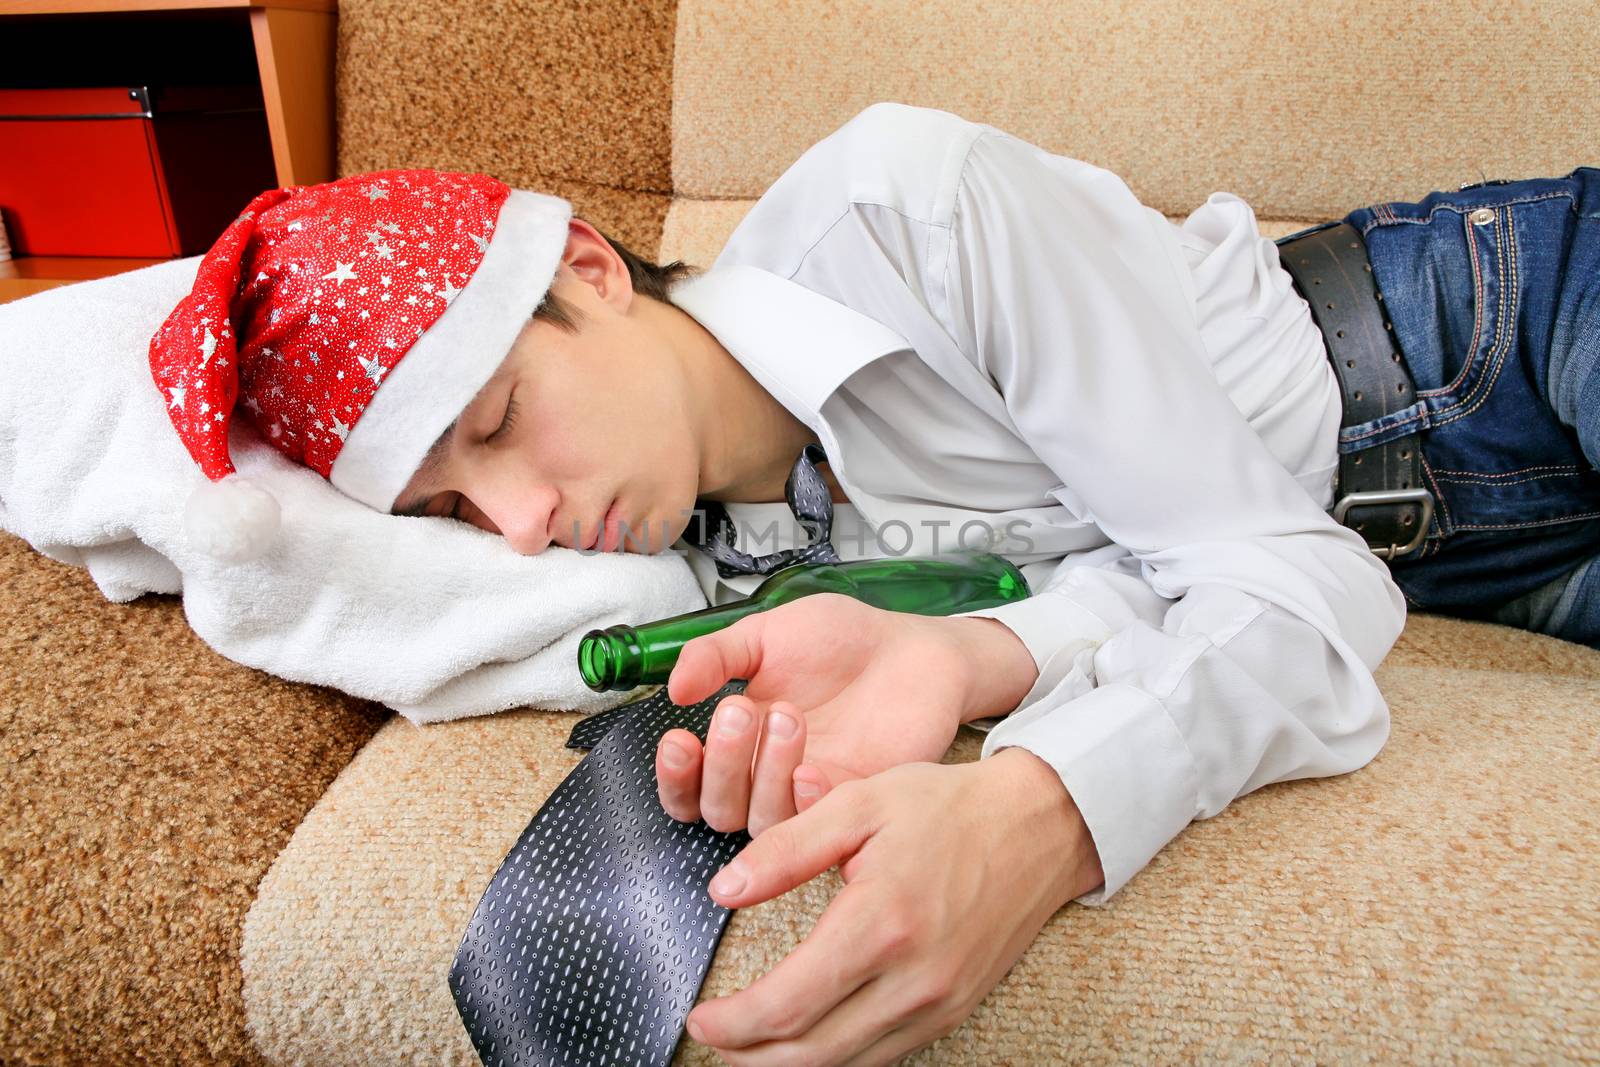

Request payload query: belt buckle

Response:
[1332,488,1434,560]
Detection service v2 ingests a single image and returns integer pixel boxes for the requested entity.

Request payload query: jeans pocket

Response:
[1419,204,1523,429]
[1370,190,1600,537]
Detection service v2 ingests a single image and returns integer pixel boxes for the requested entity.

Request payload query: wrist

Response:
[988,747,1106,903]
[946,616,1039,723]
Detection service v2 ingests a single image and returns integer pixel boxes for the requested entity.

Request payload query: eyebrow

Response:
[390,419,460,517]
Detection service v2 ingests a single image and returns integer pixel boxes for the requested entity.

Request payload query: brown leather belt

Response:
[1276,222,1434,560]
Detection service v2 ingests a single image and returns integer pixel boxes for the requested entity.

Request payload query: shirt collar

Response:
[668,263,912,425]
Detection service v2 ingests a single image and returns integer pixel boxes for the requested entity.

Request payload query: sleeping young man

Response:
[151,102,1600,1065]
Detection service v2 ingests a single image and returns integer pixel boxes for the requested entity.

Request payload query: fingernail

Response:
[717,704,750,736]
[709,860,747,897]
[766,710,796,739]
[795,778,821,797]
[662,742,689,768]
[687,1018,706,1043]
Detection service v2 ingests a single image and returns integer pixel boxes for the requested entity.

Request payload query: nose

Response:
[463,481,558,556]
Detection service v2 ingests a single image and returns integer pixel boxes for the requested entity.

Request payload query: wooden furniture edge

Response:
[4,1,335,15]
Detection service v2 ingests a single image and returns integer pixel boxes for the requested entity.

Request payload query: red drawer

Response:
[0,85,278,258]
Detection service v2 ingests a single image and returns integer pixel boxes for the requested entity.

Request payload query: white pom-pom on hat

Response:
[184,473,281,563]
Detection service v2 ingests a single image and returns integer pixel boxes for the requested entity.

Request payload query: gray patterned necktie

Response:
[448,445,843,1065]
[449,678,749,1066]
[687,441,842,578]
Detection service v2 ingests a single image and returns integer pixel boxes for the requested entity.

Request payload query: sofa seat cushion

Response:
[0,532,390,1065]
[241,612,1600,1064]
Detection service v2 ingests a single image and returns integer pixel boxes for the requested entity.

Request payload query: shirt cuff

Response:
[952,590,1117,719]
[979,679,1199,907]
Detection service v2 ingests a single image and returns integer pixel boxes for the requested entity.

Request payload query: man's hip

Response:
[1277,169,1600,630]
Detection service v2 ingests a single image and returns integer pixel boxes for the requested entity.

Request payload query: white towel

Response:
[0,258,709,724]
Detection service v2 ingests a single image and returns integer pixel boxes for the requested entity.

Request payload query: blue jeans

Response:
[1276,169,1600,649]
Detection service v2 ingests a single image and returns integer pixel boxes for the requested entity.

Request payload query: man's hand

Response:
[654,593,1041,838]
[683,748,1105,1065]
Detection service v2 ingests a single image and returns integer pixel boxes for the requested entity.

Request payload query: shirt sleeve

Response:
[936,127,1408,906]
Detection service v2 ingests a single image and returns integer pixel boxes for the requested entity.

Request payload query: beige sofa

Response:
[4,1,1597,1063]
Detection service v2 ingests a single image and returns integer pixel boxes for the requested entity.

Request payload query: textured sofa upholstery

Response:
[4,1,1598,1064]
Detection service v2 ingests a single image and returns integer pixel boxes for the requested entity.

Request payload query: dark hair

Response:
[529,221,703,334]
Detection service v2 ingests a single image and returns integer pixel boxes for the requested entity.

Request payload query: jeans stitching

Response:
[1423,205,1519,430]
[1430,463,1584,482]
[1338,405,1429,443]
[1433,471,1585,487]
[1418,214,1486,399]
[1452,510,1600,532]
[1421,451,1454,534]
[1339,208,1493,445]
[1356,189,1574,236]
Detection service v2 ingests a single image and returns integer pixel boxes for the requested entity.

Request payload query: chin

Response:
[629,509,678,556]
[626,497,685,556]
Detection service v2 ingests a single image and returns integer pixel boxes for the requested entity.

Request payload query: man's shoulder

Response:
[715,103,989,275]
[825,101,986,162]
[804,102,988,220]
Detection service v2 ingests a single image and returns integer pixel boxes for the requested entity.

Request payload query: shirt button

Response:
[1470,207,1496,226]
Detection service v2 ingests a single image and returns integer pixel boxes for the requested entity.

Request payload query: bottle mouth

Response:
[577,630,616,691]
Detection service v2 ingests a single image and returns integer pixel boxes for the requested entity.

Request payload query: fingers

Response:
[666,615,763,707]
[792,761,834,815]
[706,779,876,911]
[692,970,941,1062]
[656,727,704,823]
[689,792,890,1052]
[699,694,761,833]
[746,702,807,837]
[656,693,768,831]
[659,696,813,836]
[687,888,883,1054]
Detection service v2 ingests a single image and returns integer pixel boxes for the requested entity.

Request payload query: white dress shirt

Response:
[665,102,1407,906]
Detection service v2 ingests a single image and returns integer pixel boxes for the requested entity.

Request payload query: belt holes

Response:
[1354,390,1364,400]
[1326,302,1335,309]
[1356,521,1367,530]
[1397,382,1407,393]
[1391,352,1401,362]
[1346,359,1355,368]
[1364,263,1372,272]
[1314,278,1322,285]
[1376,292,1384,301]
[1349,241,1359,249]
[1336,329,1346,338]
[1403,514,1414,526]
[1354,455,1364,465]
[1385,322,1393,331]
[1400,448,1411,458]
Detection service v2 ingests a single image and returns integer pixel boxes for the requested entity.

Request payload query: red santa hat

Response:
[148,168,572,562]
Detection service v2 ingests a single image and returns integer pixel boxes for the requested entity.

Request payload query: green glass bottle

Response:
[577,551,1030,692]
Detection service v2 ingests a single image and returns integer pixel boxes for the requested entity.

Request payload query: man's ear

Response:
[561,219,632,303]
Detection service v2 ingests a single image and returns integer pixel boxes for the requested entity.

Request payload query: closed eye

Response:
[434,390,518,522]
[489,392,520,442]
